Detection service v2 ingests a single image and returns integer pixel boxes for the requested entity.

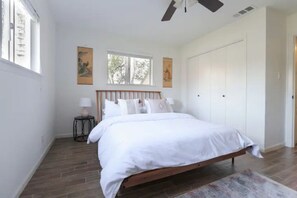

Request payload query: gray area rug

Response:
[176,170,297,198]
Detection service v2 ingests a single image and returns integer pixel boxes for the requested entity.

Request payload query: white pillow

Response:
[145,99,173,113]
[118,99,140,115]
[139,105,147,113]
[104,99,121,119]
[144,99,151,113]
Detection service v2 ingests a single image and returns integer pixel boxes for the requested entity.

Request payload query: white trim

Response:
[187,38,245,59]
[0,57,42,78]
[20,0,39,22]
[243,35,248,135]
[291,36,297,147]
[285,34,296,148]
[14,137,55,197]
[107,50,153,59]
[107,51,154,86]
[0,0,41,75]
[106,83,157,87]
[261,143,285,153]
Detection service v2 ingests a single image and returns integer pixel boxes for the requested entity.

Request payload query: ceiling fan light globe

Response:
[173,0,183,8]
[188,0,197,7]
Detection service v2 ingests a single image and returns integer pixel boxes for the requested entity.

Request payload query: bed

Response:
[88,90,262,198]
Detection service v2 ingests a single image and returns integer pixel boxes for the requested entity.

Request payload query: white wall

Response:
[0,0,56,197]
[265,9,286,149]
[54,25,182,137]
[285,12,297,147]
[181,8,267,149]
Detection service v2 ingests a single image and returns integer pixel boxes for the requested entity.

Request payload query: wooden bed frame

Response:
[95,90,250,195]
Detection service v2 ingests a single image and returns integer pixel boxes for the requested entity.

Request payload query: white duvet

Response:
[88,113,262,198]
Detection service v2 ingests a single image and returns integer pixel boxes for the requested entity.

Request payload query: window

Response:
[107,51,153,85]
[1,0,39,71]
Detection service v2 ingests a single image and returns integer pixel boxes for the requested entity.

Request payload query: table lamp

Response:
[80,98,92,116]
[166,98,174,105]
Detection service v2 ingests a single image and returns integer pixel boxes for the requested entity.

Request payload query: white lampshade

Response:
[166,98,174,105]
[80,98,92,107]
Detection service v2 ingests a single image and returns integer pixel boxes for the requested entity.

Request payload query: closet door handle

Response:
[197,94,200,97]
[222,95,226,98]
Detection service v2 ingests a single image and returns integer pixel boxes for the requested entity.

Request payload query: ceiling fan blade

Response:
[161,0,177,21]
[198,0,224,12]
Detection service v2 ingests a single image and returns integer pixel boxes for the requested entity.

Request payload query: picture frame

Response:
[163,57,173,88]
[77,47,93,85]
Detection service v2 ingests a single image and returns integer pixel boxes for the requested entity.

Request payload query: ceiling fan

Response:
[162,0,224,21]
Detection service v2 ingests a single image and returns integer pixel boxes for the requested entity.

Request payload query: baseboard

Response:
[262,143,285,153]
[14,137,55,197]
[55,133,73,138]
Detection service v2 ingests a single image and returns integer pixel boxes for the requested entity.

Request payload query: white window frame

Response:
[107,51,153,86]
[0,0,40,73]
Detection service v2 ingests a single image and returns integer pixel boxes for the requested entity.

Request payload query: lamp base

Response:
[81,107,89,117]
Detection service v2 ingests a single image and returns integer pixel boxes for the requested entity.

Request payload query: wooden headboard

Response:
[95,90,162,123]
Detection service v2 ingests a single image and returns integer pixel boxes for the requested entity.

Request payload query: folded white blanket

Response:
[88,113,262,198]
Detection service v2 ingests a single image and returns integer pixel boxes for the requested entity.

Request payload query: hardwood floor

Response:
[21,138,297,198]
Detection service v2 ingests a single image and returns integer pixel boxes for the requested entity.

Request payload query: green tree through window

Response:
[108,52,152,85]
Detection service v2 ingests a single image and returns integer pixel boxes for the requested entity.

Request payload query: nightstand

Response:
[73,115,96,142]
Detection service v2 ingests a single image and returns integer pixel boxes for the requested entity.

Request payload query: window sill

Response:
[0,58,41,79]
[106,83,156,87]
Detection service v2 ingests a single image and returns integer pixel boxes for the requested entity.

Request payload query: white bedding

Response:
[88,113,262,198]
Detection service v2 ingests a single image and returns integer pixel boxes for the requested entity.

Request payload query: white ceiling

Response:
[48,0,297,46]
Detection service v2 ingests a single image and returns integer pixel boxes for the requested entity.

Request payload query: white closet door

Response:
[187,57,199,118]
[226,41,246,134]
[210,48,226,125]
[197,53,211,121]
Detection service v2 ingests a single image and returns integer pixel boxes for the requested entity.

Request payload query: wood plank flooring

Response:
[21,138,297,198]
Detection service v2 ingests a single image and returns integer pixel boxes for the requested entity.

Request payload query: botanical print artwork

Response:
[77,47,93,85]
[163,57,172,88]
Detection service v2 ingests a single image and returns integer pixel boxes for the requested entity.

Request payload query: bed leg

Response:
[232,157,234,165]
[116,186,124,197]
[116,191,122,197]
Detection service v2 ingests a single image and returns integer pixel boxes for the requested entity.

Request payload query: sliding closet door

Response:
[187,57,199,118]
[225,41,246,134]
[197,53,211,121]
[210,48,226,125]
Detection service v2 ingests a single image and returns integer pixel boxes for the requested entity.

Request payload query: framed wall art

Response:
[77,47,93,85]
[163,57,172,88]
